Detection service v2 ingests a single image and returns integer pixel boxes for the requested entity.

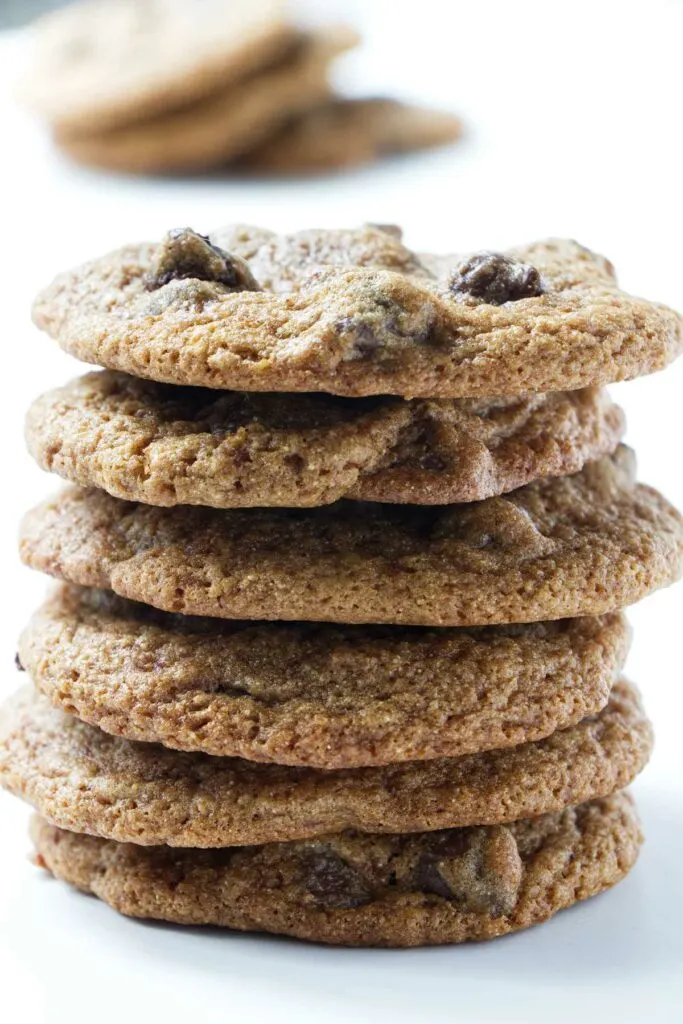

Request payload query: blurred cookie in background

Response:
[18,0,462,175]
[238,98,463,175]
[19,0,299,134]
[53,25,359,173]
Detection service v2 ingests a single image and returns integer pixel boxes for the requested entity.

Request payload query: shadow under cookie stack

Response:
[1,225,682,947]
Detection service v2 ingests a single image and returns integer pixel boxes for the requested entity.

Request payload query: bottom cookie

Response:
[31,792,640,947]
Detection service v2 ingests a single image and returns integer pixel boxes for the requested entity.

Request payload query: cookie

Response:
[26,371,625,507]
[54,28,358,174]
[19,0,298,135]
[238,97,462,174]
[31,226,683,398]
[20,585,628,768]
[31,792,642,946]
[19,450,683,627]
[0,681,652,847]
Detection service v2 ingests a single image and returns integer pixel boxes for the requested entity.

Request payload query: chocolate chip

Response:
[449,251,543,304]
[145,228,261,292]
[304,847,373,909]
[335,317,383,357]
[414,826,521,916]
[417,451,449,472]
[336,304,436,359]
[14,652,24,672]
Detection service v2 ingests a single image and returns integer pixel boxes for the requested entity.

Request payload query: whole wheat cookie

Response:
[30,792,642,946]
[19,0,298,135]
[237,97,463,174]
[0,682,652,847]
[31,225,683,398]
[54,27,358,174]
[19,450,683,627]
[26,371,625,507]
[19,585,629,768]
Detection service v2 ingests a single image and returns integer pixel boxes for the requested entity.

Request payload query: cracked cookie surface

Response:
[19,450,683,626]
[0,681,652,846]
[26,371,625,507]
[20,585,628,767]
[32,225,683,398]
[30,792,641,945]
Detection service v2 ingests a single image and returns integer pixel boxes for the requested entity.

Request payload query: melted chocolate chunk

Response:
[14,652,25,672]
[449,251,543,304]
[304,847,374,909]
[335,317,383,357]
[414,826,522,916]
[145,228,261,292]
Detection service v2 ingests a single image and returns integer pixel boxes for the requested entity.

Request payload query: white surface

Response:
[0,1,682,1021]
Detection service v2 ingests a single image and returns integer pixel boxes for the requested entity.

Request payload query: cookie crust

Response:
[19,451,683,627]
[32,227,683,398]
[20,585,628,767]
[0,681,652,847]
[30,792,642,946]
[26,372,625,507]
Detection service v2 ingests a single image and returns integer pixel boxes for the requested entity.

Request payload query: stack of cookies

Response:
[1,225,682,947]
[19,0,461,175]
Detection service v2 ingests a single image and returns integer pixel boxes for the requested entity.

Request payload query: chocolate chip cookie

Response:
[53,27,357,174]
[0,682,652,847]
[26,371,625,507]
[20,585,628,767]
[32,226,682,397]
[19,0,298,135]
[237,97,463,174]
[19,450,683,626]
[30,792,642,946]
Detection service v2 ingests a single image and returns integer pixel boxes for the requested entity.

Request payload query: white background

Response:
[0,1,682,1021]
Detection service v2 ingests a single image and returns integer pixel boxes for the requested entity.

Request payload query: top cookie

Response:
[19,0,296,135]
[32,226,683,398]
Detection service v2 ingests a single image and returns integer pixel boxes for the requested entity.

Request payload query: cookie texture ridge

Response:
[30,792,642,946]
[26,372,625,507]
[19,0,297,134]
[31,226,683,397]
[0,682,652,846]
[53,27,358,174]
[238,97,463,174]
[20,585,628,767]
[19,450,683,626]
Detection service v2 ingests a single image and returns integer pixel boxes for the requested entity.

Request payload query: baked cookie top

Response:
[0,681,651,847]
[237,97,463,174]
[32,226,683,398]
[26,372,624,507]
[53,27,358,174]
[20,0,297,134]
[20,585,628,768]
[31,793,641,947]
[19,450,683,627]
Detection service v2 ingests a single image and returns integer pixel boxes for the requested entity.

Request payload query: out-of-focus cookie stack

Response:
[2,225,682,947]
[19,0,461,176]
